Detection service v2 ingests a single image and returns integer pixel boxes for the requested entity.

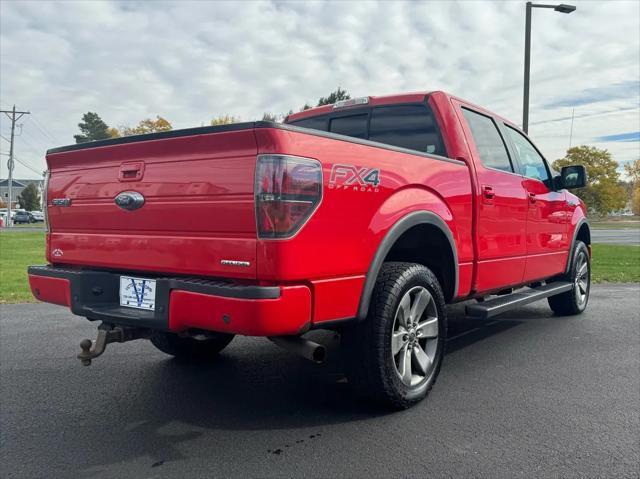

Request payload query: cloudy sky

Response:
[1,0,638,179]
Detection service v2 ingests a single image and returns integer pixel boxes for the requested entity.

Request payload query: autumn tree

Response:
[624,159,640,215]
[210,115,240,126]
[553,146,627,216]
[317,87,350,106]
[17,183,41,211]
[74,112,111,143]
[116,116,173,136]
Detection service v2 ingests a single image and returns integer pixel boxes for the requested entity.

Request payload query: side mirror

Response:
[560,165,587,189]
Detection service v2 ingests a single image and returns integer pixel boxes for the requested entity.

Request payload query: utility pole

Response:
[1,106,30,226]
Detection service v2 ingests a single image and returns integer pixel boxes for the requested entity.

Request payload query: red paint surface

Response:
[28,275,71,307]
[168,285,311,336]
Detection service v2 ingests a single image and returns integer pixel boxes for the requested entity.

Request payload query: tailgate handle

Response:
[118,162,144,182]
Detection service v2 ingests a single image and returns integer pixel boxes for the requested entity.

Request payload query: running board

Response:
[465,282,573,320]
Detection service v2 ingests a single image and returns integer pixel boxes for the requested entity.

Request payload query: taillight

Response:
[255,154,322,238]
[43,170,50,233]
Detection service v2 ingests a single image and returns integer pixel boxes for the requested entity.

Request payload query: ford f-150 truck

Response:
[29,91,590,408]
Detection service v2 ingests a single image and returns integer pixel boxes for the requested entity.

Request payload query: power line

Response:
[28,115,60,144]
[13,156,44,176]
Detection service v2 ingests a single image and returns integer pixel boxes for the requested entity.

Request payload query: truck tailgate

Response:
[46,128,259,279]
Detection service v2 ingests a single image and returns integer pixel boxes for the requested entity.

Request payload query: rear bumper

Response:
[28,265,311,336]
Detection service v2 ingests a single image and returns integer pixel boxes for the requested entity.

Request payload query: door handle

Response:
[118,162,145,182]
[528,192,537,204]
[483,186,495,198]
[482,185,494,204]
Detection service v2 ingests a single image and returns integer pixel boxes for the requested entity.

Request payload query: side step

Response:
[465,282,573,319]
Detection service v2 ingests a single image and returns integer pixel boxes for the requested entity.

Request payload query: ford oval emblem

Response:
[115,191,145,211]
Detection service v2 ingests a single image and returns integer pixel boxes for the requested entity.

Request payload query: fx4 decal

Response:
[329,164,381,192]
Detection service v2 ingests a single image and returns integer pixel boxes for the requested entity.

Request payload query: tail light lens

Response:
[255,154,322,238]
[43,170,50,233]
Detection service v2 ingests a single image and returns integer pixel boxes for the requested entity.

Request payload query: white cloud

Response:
[1,0,638,179]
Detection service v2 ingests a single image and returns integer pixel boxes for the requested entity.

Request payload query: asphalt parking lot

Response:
[1,284,639,479]
[591,228,640,245]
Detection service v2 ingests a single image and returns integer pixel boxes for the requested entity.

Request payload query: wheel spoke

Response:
[578,279,588,294]
[398,345,412,384]
[412,344,432,375]
[398,294,411,328]
[410,288,432,322]
[416,317,438,338]
[392,329,408,356]
[577,261,588,278]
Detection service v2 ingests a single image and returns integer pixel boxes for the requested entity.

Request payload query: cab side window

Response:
[504,126,549,182]
[461,108,514,173]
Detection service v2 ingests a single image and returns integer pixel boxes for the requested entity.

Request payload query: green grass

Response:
[591,244,640,283]
[0,232,638,304]
[0,231,45,303]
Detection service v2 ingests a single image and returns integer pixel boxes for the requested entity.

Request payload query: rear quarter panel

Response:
[254,128,474,309]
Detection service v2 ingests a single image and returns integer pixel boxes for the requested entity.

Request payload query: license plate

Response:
[119,276,156,310]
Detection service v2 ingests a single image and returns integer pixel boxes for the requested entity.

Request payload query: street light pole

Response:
[522,2,576,134]
[523,2,533,134]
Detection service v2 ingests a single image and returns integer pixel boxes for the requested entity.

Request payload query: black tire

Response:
[341,262,447,409]
[548,241,590,315]
[150,331,234,360]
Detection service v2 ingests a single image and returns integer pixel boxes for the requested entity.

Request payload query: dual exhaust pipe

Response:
[269,336,326,364]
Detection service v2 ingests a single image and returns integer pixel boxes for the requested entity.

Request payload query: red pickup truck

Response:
[29,91,590,408]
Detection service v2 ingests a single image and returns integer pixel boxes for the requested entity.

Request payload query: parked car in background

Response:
[14,211,35,224]
[29,211,45,222]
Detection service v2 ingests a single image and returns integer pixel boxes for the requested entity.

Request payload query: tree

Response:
[632,187,640,216]
[117,116,172,136]
[211,115,240,126]
[74,112,111,143]
[553,146,627,216]
[17,183,41,211]
[261,112,278,122]
[317,87,350,106]
[624,159,640,184]
[624,159,640,215]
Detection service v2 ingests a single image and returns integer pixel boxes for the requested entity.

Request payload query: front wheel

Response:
[341,262,447,409]
[150,331,234,360]
[548,241,590,315]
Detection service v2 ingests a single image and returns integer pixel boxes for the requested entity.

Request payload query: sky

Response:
[1,0,639,180]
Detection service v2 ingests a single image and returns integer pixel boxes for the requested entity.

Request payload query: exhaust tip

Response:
[312,345,326,364]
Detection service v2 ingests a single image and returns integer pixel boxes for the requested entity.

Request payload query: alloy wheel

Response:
[391,286,439,387]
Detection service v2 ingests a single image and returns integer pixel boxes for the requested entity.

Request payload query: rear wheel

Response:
[341,262,447,409]
[548,241,590,315]
[150,331,234,360]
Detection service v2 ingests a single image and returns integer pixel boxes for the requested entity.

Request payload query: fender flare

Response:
[356,211,459,320]
[565,218,590,274]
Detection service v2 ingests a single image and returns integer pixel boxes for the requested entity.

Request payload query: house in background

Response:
[0,178,45,208]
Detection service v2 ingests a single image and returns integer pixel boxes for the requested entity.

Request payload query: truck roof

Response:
[286,90,522,132]
[286,91,437,123]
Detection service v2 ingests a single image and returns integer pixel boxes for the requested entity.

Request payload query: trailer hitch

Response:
[78,323,149,366]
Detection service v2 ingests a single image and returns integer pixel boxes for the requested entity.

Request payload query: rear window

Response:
[291,116,328,131]
[330,114,368,139]
[288,102,447,157]
[369,105,443,155]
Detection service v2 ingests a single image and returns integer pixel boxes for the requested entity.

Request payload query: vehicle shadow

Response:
[125,301,536,432]
[60,302,548,475]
